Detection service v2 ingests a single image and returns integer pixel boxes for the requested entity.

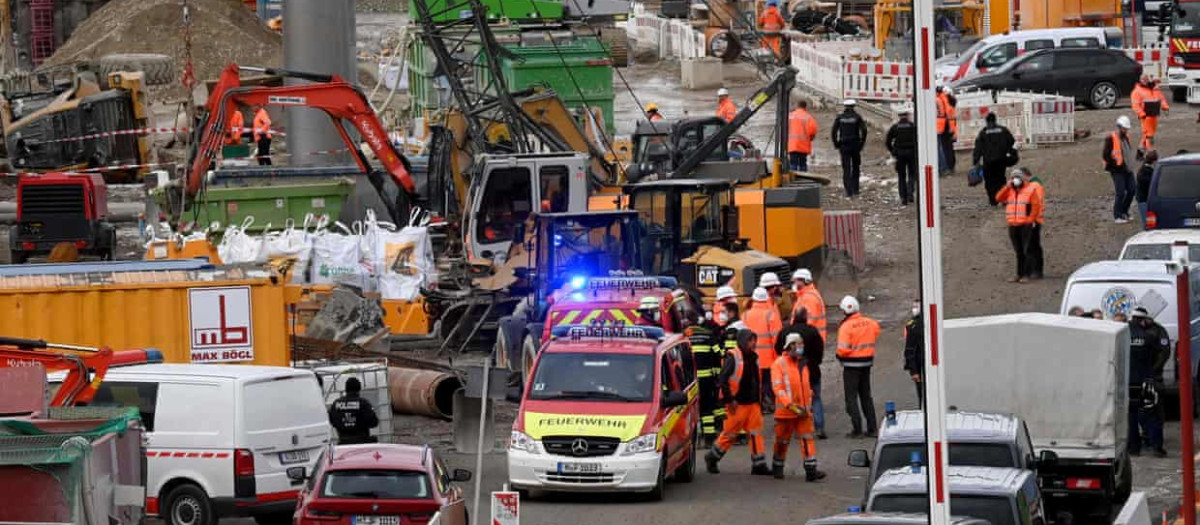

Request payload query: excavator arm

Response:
[186,65,416,224]
[0,337,116,407]
[670,66,797,179]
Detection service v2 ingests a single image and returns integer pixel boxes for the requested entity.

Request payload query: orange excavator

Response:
[0,336,161,407]
[184,64,419,224]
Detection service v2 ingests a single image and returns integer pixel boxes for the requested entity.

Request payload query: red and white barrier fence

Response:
[823,210,865,271]
[628,3,705,61]
[952,102,1027,151]
[26,126,288,146]
[842,60,915,101]
[1126,44,1168,81]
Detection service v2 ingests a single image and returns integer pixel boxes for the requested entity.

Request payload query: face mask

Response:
[912,306,921,317]
[718,312,729,323]
[1012,178,1023,187]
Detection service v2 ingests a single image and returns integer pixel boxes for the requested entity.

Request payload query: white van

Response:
[1061,260,1200,397]
[1120,230,1200,261]
[87,364,332,525]
[936,27,1122,84]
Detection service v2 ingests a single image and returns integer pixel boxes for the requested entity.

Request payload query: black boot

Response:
[751,463,772,476]
[772,458,786,479]
[805,464,827,482]
[704,449,721,474]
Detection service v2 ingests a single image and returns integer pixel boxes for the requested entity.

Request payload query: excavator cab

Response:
[627,118,729,181]
[531,210,644,303]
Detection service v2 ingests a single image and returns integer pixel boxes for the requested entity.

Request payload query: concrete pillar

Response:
[283,0,357,165]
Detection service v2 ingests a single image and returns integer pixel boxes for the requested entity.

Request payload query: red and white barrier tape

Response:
[28,126,287,145]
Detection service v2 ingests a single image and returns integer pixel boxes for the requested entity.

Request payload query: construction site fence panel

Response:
[1125,44,1169,81]
[789,41,845,101]
[627,4,706,61]
[948,89,1075,150]
[842,60,915,102]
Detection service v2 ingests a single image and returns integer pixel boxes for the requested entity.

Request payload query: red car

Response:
[292,444,471,525]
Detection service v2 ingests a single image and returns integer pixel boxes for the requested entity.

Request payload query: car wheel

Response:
[647,453,667,501]
[1113,452,1133,503]
[1089,81,1119,109]
[674,430,698,482]
[163,484,214,525]
[1174,87,1188,103]
[520,334,539,386]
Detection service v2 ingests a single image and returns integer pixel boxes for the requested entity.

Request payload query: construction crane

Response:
[0,336,161,407]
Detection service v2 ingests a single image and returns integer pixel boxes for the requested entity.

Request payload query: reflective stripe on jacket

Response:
[787,109,818,154]
[771,356,812,419]
[995,183,1037,226]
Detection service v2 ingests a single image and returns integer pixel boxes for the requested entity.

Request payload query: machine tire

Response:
[163,484,215,525]
[1088,81,1119,109]
[1174,87,1188,103]
[520,334,539,386]
[98,53,175,86]
[673,428,698,482]
[1113,452,1133,503]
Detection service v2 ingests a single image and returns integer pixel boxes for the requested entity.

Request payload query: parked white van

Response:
[1119,230,1200,261]
[1061,260,1200,400]
[936,27,1122,84]
[86,364,332,525]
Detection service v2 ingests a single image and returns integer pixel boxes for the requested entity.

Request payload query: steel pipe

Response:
[388,367,461,419]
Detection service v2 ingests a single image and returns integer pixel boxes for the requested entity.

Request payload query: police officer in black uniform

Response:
[831,99,868,198]
[1128,306,1170,457]
[971,112,1017,206]
[329,377,380,444]
[886,108,918,205]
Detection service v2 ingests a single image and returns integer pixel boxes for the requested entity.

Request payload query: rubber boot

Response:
[772,462,785,479]
[704,449,721,474]
[804,464,827,482]
[751,463,772,476]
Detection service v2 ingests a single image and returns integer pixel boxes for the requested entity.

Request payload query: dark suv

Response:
[952,48,1142,109]
[1146,153,1200,229]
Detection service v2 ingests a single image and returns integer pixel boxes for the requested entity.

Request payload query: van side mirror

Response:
[1038,450,1059,467]
[452,468,473,482]
[661,390,688,408]
[848,449,872,468]
[286,466,307,483]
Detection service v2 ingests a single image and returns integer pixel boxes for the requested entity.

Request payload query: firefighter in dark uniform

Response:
[1128,306,1170,457]
[329,377,380,444]
[690,308,724,447]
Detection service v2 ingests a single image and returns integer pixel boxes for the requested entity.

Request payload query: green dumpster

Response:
[481,36,616,134]
[192,179,353,232]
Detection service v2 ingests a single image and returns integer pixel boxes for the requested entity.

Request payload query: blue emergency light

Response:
[847,506,862,513]
[885,400,896,425]
[910,450,924,473]
[569,275,588,290]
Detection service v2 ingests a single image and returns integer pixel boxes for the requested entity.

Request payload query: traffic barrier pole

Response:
[1173,240,1195,525]
[912,0,952,520]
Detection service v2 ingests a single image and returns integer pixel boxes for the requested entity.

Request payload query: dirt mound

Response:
[46,0,281,96]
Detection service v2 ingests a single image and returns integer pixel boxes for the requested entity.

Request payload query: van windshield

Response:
[1156,164,1200,198]
[529,353,655,402]
[875,443,1016,481]
[1172,6,1200,38]
[872,495,1015,525]
[1122,244,1200,261]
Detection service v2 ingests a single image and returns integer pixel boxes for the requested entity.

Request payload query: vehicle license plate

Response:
[1184,217,1200,227]
[279,450,309,464]
[557,462,600,474]
[354,515,399,525]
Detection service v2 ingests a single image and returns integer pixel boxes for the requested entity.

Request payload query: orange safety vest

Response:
[726,346,745,397]
[253,108,273,142]
[997,183,1037,226]
[936,93,957,135]
[648,112,663,121]
[771,356,812,419]
[1109,131,1125,167]
[836,312,880,367]
[793,284,827,341]
[787,109,818,154]
[226,110,245,145]
[744,301,782,369]
[717,98,738,123]
[1131,84,1168,118]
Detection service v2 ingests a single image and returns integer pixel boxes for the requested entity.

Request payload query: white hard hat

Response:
[843,99,857,106]
[752,287,770,302]
[942,87,953,97]
[1116,115,1132,129]
[759,271,782,288]
[639,296,660,309]
[717,87,730,97]
[792,268,813,282]
[715,286,737,301]
[840,295,860,314]
[784,332,803,350]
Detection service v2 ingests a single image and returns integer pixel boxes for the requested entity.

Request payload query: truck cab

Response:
[10,172,116,263]
[507,324,700,500]
[1161,0,1200,102]
[866,466,1047,525]
[848,410,1039,504]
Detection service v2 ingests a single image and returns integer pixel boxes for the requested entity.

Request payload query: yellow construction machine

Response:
[874,0,988,55]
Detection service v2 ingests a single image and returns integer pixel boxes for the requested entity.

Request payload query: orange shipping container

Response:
[0,264,291,366]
